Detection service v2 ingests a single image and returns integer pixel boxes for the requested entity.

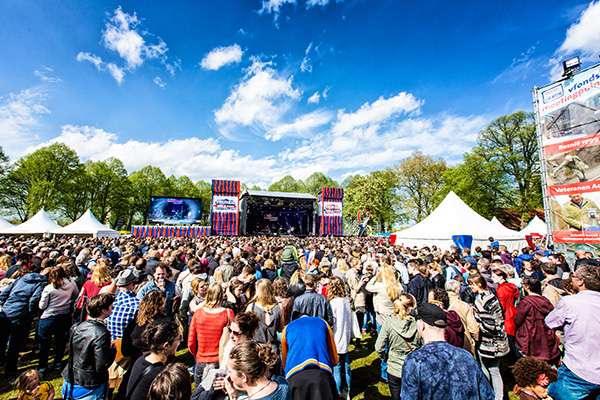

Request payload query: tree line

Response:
[0,111,542,231]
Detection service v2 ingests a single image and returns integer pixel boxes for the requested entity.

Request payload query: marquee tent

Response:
[0,209,61,235]
[491,216,506,227]
[0,215,14,230]
[520,215,548,236]
[52,209,119,238]
[390,191,527,251]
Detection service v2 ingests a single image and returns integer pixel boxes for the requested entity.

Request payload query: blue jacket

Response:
[137,279,176,314]
[0,273,48,321]
[514,254,532,275]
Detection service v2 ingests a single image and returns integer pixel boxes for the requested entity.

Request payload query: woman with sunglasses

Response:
[219,311,260,370]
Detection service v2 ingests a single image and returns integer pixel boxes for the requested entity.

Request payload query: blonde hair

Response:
[213,268,224,284]
[336,259,348,273]
[327,276,347,301]
[263,259,276,271]
[380,264,402,302]
[394,293,417,321]
[250,279,278,312]
[91,265,111,286]
[16,369,41,394]
[289,269,304,287]
[428,262,442,275]
[0,255,12,271]
[204,283,224,309]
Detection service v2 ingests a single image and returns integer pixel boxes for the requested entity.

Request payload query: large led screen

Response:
[149,197,202,225]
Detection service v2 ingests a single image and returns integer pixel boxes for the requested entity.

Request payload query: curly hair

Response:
[327,276,347,301]
[272,277,291,298]
[232,311,261,337]
[137,290,166,326]
[510,357,558,388]
[229,341,278,383]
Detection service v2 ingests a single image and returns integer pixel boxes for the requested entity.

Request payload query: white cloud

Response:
[332,92,422,136]
[557,1,600,60]
[166,58,181,77]
[550,1,600,79]
[77,52,104,70]
[200,44,243,71]
[266,110,332,140]
[77,52,126,84]
[34,66,62,83]
[106,63,125,84]
[102,6,167,70]
[35,125,279,183]
[258,0,297,21]
[301,42,313,72]
[307,92,320,104]
[0,89,50,157]
[214,58,301,138]
[153,77,166,88]
[305,0,330,8]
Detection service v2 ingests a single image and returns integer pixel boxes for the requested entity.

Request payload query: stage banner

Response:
[319,187,344,236]
[131,225,211,238]
[534,63,600,243]
[211,179,241,236]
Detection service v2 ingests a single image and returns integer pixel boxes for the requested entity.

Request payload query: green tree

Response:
[303,172,339,196]
[1,143,82,219]
[393,150,447,222]
[473,111,541,224]
[128,166,168,225]
[435,152,509,219]
[268,175,306,193]
[195,180,213,225]
[344,170,404,232]
[0,146,9,180]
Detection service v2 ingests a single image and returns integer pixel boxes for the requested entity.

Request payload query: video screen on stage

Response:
[149,197,202,225]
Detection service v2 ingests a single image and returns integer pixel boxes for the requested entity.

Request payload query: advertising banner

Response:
[322,200,343,216]
[212,195,239,213]
[534,63,600,243]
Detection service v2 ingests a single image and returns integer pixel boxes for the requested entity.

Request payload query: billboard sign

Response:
[322,200,343,216]
[212,195,239,213]
[534,63,600,243]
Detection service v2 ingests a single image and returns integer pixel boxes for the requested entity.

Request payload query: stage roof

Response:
[241,190,316,201]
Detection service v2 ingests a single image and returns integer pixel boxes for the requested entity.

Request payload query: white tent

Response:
[0,215,14,230]
[391,191,527,251]
[0,209,61,235]
[491,216,505,227]
[52,209,119,238]
[520,215,548,236]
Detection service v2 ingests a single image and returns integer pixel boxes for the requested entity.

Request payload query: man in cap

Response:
[401,303,493,400]
[105,269,140,341]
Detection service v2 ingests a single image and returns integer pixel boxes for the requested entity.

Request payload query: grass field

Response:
[0,331,518,400]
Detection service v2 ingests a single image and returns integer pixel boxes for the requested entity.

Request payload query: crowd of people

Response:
[0,234,599,400]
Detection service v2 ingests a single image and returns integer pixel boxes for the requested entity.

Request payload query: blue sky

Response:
[1,0,600,187]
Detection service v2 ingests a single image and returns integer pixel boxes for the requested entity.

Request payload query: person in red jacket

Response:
[514,276,560,365]
[491,268,519,356]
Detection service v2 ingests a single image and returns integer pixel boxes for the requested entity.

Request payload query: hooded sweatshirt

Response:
[375,315,423,378]
[514,295,560,361]
[496,282,519,336]
[444,310,465,348]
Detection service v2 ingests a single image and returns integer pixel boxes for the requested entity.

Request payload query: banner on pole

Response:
[534,63,600,243]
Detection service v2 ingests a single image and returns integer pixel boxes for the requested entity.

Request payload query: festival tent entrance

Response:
[52,209,119,238]
[0,215,14,230]
[520,216,548,236]
[0,209,61,235]
[390,191,527,251]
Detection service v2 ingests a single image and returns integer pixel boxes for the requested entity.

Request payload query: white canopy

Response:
[0,209,61,235]
[520,215,548,235]
[491,216,505,227]
[391,191,527,251]
[52,209,119,238]
[0,215,14,230]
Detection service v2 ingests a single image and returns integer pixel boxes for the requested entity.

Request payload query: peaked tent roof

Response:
[391,191,527,251]
[52,209,119,238]
[491,216,505,227]
[0,215,14,230]
[0,209,61,235]
[520,215,548,235]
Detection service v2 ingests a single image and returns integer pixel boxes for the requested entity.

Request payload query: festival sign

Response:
[212,195,239,213]
[534,63,600,243]
[322,200,343,216]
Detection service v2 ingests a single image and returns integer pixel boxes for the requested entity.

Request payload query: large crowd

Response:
[0,234,599,400]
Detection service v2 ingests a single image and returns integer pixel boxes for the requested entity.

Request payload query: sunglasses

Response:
[229,328,243,336]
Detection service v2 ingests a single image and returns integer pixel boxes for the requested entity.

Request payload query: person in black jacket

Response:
[291,273,334,327]
[61,293,116,400]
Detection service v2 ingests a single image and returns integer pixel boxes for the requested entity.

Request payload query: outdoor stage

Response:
[239,190,317,236]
